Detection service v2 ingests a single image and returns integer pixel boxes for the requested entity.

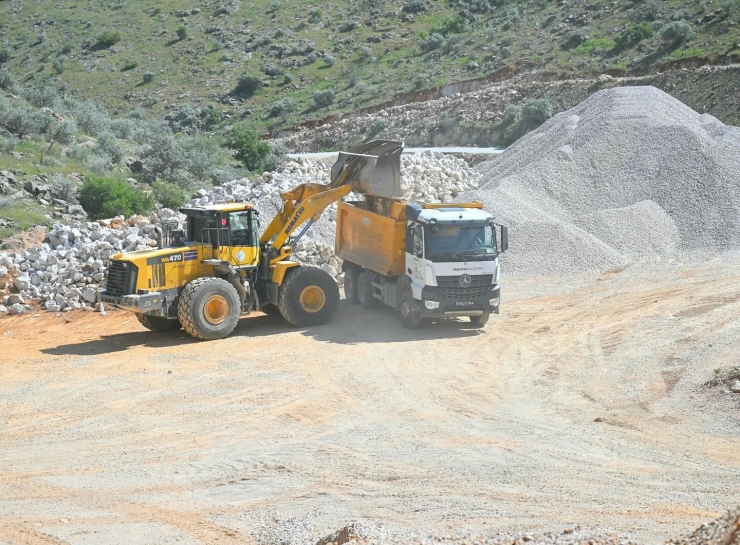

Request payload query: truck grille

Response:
[436,274,493,300]
[437,274,493,289]
[105,261,130,296]
[438,286,491,299]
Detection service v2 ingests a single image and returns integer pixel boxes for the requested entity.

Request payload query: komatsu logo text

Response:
[284,207,305,235]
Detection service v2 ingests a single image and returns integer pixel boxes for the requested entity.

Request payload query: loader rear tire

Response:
[178,277,241,340]
[343,267,361,305]
[136,313,181,332]
[357,270,377,309]
[277,266,339,327]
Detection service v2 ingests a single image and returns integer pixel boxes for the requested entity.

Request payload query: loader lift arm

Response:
[259,140,404,266]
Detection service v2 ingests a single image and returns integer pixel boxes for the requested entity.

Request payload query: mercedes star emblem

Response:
[459,274,472,288]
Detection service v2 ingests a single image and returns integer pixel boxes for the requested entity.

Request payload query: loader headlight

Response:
[424,300,440,310]
[489,297,501,308]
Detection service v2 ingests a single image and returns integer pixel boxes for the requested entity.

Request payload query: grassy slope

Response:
[0,0,738,133]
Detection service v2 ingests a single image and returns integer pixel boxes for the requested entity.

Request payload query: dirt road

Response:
[1,257,739,545]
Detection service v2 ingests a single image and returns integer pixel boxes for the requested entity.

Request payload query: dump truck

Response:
[337,171,508,329]
[98,140,404,340]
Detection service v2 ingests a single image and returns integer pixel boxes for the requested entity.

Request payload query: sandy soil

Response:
[1,256,739,545]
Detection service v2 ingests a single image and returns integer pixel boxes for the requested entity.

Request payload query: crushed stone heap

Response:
[462,86,740,277]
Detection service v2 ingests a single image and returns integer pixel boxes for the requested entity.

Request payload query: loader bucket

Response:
[331,139,403,199]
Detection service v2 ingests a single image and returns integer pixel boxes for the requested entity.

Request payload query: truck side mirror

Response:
[500,225,509,253]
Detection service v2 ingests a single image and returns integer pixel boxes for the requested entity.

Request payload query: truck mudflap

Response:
[98,290,165,313]
[419,284,501,317]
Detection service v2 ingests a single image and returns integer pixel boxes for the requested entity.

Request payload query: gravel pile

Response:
[462,86,740,276]
[0,152,480,314]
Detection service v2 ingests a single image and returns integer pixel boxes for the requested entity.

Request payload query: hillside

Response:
[0,0,738,133]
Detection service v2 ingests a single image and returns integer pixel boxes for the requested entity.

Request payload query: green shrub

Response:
[0,48,10,65]
[309,9,321,23]
[152,180,187,209]
[575,38,616,55]
[403,0,427,13]
[521,98,552,127]
[312,89,336,108]
[323,54,336,66]
[268,97,295,117]
[233,73,263,97]
[431,16,466,37]
[224,125,271,172]
[52,58,65,74]
[61,43,73,54]
[49,174,78,203]
[96,30,122,49]
[616,22,654,47]
[419,32,444,51]
[501,104,521,127]
[78,176,155,220]
[176,25,187,41]
[0,68,17,91]
[143,71,156,84]
[562,28,590,49]
[660,21,694,45]
[122,60,137,71]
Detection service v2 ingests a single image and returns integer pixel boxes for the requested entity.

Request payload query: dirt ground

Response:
[1,256,740,545]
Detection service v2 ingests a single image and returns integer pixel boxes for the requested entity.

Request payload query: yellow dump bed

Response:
[335,200,408,276]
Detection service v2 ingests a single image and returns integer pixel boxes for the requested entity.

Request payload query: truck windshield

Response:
[427,225,497,260]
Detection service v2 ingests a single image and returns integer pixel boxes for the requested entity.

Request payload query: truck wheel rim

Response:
[401,300,410,318]
[299,286,326,313]
[204,295,228,325]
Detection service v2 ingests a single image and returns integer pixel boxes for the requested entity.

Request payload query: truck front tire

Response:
[357,270,377,309]
[469,313,489,327]
[278,266,339,327]
[178,277,241,340]
[344,268,361,305]
[399,291,422,329]
[136,313,181,332]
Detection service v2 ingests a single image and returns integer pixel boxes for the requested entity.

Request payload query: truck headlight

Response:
[489,297,500,307]
[424,300,439,310]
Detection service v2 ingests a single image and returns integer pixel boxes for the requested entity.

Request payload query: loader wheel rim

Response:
[299,285,326,313]
[204,295,229,325]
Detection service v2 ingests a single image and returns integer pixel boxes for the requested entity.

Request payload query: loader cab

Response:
[180,204,261,268]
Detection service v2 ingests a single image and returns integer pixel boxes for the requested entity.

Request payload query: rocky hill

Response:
[0,0,738,133]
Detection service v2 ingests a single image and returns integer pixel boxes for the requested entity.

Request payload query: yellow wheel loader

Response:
[98,140,403,340]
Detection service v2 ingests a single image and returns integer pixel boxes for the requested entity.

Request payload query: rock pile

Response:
[0,152,480,313]
[0,211,179,314]
[460,86,740,277]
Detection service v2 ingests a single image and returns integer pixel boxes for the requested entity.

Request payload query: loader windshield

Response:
[427,224,497,261]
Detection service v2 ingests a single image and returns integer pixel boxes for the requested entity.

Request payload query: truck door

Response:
[405,223,425,299]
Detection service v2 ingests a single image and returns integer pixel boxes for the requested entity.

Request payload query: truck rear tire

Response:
[136,313,181,332]
[469,313,489,327]
[344,268,361,305]
[357,270,377,309]
[178,277,241,340]
[278,266,339,327]
[399,291,422,329]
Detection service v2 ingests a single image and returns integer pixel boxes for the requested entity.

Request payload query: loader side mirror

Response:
[500,225,509,253]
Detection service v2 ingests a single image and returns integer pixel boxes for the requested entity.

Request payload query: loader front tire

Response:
[277,266,339,327]
[178,277,241,340]
[136,313,181,332]
[343,267,361,305]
